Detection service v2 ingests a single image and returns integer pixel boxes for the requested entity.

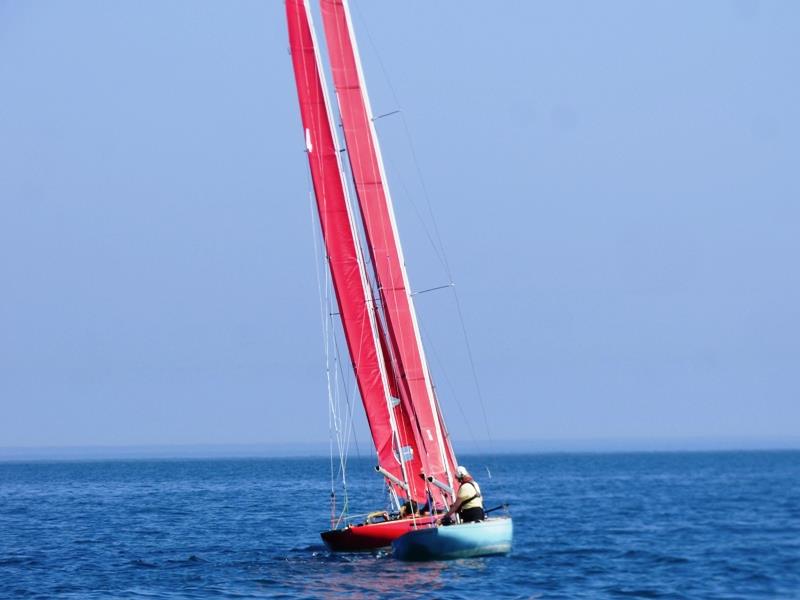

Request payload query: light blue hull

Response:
[392,517,513,561]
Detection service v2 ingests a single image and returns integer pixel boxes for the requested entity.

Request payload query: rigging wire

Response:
[308,170,359,526]
[331,322,361,458]
[337,1,453,495]
[328,291,351,525]
[350,0,496,452]
[416,318,480,454]
[307,179,338,507]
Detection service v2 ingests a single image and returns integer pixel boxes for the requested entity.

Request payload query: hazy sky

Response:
[1,1,798,451]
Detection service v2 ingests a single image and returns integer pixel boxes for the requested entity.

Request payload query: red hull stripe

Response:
[321,516,436,551]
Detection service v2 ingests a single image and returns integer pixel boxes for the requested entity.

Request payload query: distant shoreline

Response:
[1,437,798,462]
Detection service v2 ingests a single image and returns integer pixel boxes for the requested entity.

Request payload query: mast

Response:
[285,0,427,503]
[319,0,458,503]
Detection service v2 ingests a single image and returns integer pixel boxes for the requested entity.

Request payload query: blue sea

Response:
[1,451,798,599]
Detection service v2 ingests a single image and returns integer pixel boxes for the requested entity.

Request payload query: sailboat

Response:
[285,0,512,560]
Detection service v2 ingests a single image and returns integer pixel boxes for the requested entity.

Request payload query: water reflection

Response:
[284,548,450,598]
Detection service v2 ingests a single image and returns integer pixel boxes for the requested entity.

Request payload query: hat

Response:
[456,465,469,479]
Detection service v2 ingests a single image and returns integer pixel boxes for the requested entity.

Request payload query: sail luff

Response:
[319,0,457,503]
[285,0,427,502]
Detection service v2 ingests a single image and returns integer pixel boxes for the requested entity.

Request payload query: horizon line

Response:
[1,435,798,462]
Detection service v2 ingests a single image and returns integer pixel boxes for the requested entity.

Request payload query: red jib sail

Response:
[285,0,427,502]
[319,0,458,503]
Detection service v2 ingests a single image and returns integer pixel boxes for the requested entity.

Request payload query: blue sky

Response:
[1,1,798,451]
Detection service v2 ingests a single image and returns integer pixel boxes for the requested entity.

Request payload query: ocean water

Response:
[1,451,798,599]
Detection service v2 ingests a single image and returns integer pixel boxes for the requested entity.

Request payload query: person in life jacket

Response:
[438,465,485,524]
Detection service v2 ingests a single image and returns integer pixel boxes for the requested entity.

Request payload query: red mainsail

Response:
[285,0,427,502]
[319,0,458,502]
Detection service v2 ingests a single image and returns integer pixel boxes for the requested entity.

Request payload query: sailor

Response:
[399,497,432,519]
[399,500,418,518]
[438,465,484,524]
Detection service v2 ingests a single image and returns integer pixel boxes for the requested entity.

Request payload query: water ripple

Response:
[1,452,798,598]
